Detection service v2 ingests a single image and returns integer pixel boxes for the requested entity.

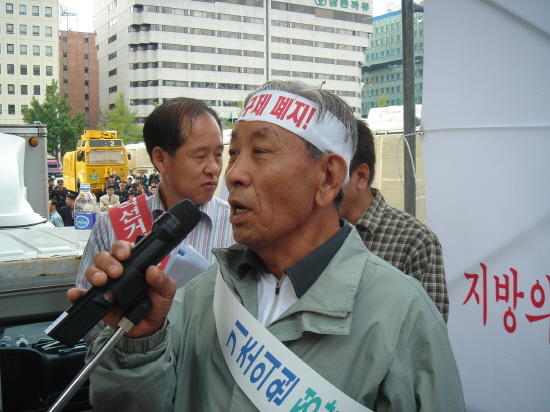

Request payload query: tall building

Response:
[93,0,373,123]
[0,0,59,124]
[59,30,100,129]
[361,9,423,117]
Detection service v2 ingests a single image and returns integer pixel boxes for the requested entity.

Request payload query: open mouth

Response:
[233,206,249,216]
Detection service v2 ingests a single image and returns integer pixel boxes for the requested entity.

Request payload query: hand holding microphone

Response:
[47,198,202,346]
[46,199,202,412]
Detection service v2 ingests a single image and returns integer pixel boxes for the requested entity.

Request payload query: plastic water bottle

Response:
[0,336,13,348]
[74,183,101,254]
[14,334,29,348]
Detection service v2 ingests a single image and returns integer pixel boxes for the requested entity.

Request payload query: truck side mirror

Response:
[77,151,84,162]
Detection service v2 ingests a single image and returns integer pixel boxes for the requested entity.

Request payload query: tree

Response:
[22,79,88,159]
[376,93,389,107]
[99,92,143,143]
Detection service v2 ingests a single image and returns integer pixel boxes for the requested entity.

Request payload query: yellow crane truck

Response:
[63,130,129,196]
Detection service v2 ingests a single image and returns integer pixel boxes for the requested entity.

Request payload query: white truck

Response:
[365,106,427,222]
[0,125,89,411]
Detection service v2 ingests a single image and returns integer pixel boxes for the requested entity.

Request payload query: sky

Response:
[60,0,399,33]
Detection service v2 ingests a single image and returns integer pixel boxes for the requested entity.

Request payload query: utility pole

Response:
[401,0,417,216]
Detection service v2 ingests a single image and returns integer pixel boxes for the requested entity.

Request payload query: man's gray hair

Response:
[243,80,358,158]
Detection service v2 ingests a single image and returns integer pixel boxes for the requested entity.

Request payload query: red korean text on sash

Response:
[108,194,170,270]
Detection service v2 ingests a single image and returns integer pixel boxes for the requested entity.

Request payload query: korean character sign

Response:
[213,269,372,412]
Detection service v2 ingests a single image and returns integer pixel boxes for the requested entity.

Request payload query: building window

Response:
[84,37,88,43]
[34,85,40,95]
[0,105,2,114]
[19,4,26,15]
[63,65,67,71]
[20,25,27,35]
[21,85,28,95]
[84,67,89,73]
[108,34,117,44]
[32,5,39,16]
[45,46,52,57]
[20,64,27,75]
[46,66,53,76]
[21,104,28,112]
[63,51,67,57]
[6,24,14,34]
[108,51,117,60]
[33,26,39,36]
[45,26,52,37]
[8,84,15,94]
[7,64,14,74]
[108,86,117,93]
[85,80,89,86]
[84,53,88,59]
[108,68,117,76]
[45,7,52,17]
[33,45,40,56]
[85,94,89,100]
[33,65,40,75]
[6,3,13,14]
[7,44,14,54]
[8,105,15,115]
[20,44,27,55]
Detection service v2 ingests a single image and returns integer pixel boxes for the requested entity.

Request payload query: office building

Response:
[0,0,59,124]
[93,0,373,123]
[60,31,100,129]
[361,9,423,117]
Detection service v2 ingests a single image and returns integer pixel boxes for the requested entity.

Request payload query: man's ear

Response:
[315,154,348,207]
[353,163,371,191]
[151,147,168,174]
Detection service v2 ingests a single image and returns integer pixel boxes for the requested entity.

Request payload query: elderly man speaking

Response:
[72,80,464,411]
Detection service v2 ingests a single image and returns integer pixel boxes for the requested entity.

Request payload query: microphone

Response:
[46,199,202,347]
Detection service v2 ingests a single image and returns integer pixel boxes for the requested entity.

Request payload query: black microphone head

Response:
[166,199,202,239]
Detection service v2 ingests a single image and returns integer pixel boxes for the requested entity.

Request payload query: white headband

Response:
[237,90,353,185]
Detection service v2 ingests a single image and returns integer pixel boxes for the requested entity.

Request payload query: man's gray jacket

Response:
[88,225,465,411]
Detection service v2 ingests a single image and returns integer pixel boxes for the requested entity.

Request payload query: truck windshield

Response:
[88,149,125,165]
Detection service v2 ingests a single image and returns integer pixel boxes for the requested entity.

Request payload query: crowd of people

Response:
[47,169,161,227]
[66,80,465,411]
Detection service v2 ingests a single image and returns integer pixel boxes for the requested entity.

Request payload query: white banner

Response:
[422,1,550,411]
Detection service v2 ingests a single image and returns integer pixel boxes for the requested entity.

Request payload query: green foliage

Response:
[376,93,389,107]
[98,93,143,143]
[22,79,88,159]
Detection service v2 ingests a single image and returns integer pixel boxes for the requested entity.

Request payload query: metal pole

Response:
[401,0,416,216]
[265,0,270,82]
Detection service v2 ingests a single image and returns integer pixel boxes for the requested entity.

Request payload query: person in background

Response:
[99,184,120,211]
[48,178,55,196]
[74,97,235,341]
[115,181,129,203]
[148,168,160,186]
[50,179,69,208]
[126,175,136,191]
[339,119,449,321]
[103,174,119,194]
[74,80,464,411]
[58,193,76,226]
[111,169,122,183]
[49,200,64,227]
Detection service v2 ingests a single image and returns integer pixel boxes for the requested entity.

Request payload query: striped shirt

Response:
[75,184,234,341]
[354,189,449,322]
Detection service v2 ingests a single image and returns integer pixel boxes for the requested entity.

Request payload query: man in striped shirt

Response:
[339,119,449,322]
[75,97,235,340]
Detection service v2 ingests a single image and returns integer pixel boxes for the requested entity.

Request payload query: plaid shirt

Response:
[76,184,235,341]
[354,189,449,322]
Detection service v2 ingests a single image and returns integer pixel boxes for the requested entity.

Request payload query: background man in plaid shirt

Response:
[340,119,449,321]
